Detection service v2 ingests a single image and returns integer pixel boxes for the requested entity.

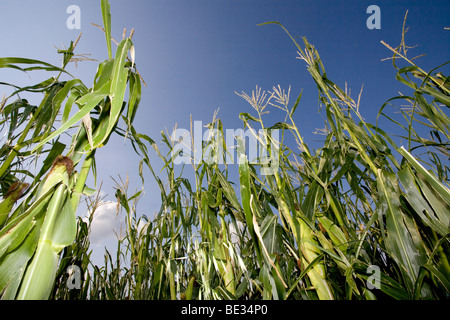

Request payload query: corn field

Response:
[0,1,449,300]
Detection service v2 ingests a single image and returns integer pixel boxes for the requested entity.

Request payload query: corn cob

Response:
[0,182,29,228]
[15,156,77,300]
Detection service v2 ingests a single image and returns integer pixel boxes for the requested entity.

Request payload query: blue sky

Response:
[1,0,449,261]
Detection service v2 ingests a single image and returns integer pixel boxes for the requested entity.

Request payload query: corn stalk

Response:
[0,0,143,299]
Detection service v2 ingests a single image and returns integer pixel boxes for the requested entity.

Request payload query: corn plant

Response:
[0,0,143,299]
[70,16,448,300]
[1,1,448,300]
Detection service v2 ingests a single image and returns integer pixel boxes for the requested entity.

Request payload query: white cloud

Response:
[83,201,126,245]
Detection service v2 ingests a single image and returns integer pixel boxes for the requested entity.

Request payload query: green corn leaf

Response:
[35,141,66,182]
[259,264,273,300]
[290,89,303,117]
[398,146,450,207]
[0,182,59,241]
[421,264,450,295]
[239,112,262,124]
[0,57,72,76]
[31,81,111,153]
[16,185,73,300]
[92,38,133,148]
[399,166,449,236]
[101,0,112,59]
[185,276,196,300]
[0,219,42,298]
[52,79,87,115]
[216,171,245,222]
[317,216,348,252]
[353,263,410,300]
[414,175,450,229]
[259,214,283,255]
[0,213,35,259]
[239,155,262,263]
[418,85,450,107]
[214,286,237,300]
[414,92,449,140]
[16,237,60,300]
[32,83,64,141]
[62,90,80,124]
[302,180,324,221]
[395,66,419,90]
[0,183,29,228]
[127,71,141,127]
[15,157,76,300]
[376,169,427,295]
[49,197,77,251]
[93,59,115,91]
